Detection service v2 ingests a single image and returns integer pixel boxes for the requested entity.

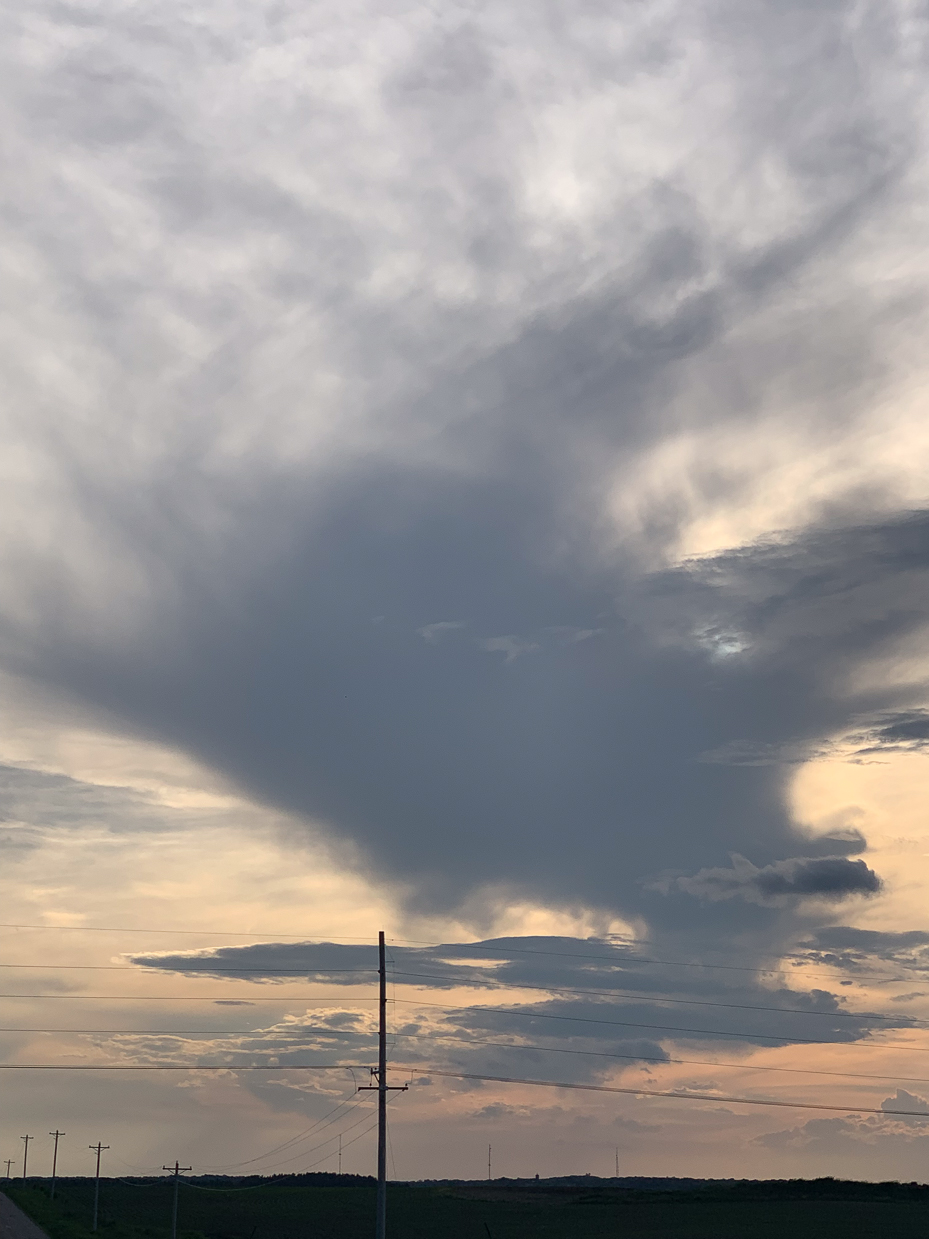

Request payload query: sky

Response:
[4,0,929,1186]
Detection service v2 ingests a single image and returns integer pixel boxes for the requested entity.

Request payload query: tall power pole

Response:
[20,1135,32,1181]
[49,1131,66,1199]
[162,1161,191,1239]
[3,1159,13,1180]
[487,1144,492,1180]
[89,1142,109,1231]
[360,931,406,1239]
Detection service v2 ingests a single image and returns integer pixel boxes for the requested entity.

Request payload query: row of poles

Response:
[2,932,400,1239]
[4,1139,190,1239]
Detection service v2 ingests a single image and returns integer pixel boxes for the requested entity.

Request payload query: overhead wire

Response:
[0,980,919,1029]
[388,969,917,1024]
[0,923,912,985]
[203,1095,365,1171]
[409,1068,929,1119]
[391,998,929,1054]
[0,965,376,973]
[0,993,379,1002]
[388,1029,929,1087]
[9,1021,929,1086]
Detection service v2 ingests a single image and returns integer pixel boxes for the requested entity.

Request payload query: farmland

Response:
[5,1175,929,1239]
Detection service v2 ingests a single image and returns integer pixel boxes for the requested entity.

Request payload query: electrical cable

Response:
[0,965,376,973]
[410,1068,929,1119]
[389,970,916,1024]
[0,993,379,1002]
[0,1064,368,1070]
[394,999,929,1053]
[2,980,918,1030]
[0,923,909,985]
[8,997,929,1054]
[202,1096,365,1171]
[388,1029,929,1087]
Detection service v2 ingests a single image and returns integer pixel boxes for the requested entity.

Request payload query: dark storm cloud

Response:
[40,506,929,946]
[657,855,882,906]
[4,0,929,959]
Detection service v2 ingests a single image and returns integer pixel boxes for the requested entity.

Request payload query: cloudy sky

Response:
[4,0,929,1185]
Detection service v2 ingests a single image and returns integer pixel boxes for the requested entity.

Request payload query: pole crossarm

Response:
[163,1160,192,1239]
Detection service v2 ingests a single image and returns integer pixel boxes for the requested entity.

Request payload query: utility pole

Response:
[20,1135,32,1181]
[359,931,407,1239]
[49,1131,65,1199]
[89,1142,109,1231]
[615,1147,619,1179]
[487,1144,492,1181]
[3,1159,13,1180]
[162,1160,191,1239]
[338,1134,342,1176]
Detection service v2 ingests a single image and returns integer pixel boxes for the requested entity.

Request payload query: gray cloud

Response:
[797,926,929,976]
[3,0,929,967]
[127,935,910,1074]
[656,855,882,906]
[882,1088,929,1124]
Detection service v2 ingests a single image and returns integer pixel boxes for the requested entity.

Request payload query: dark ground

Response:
[6,1175,929,1239]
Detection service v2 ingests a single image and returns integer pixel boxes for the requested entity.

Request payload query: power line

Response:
[2,981,918,1030]
[7,998,929,1054]
[202,1097,365,1171]
[0,1028,377,1035]
[0,924,905,985]
[5,1057,922,1121]
[7,997,929,1055]
[405,941,903,986]
[0,1064,367,1071]
[389,970,915,1024]
[410,1069,929,1119]
[9,1022,929,1086]
[0,994,379,1002]
[0,924,378,939]
[0,965,376,973]
[389,1030,929,1087]
[396,999,929,1053]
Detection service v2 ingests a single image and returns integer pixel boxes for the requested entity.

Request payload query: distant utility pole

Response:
[338,1134,342,1176]
[3,1159,13,1180]
[615,1147,619,1179]
[359,931,407,1239]
[162,1160,191,1239]
[488,1144,492,1181]
[20,1135,32,1181]
[49,1131,66,1199]
[89,1142,109,1231]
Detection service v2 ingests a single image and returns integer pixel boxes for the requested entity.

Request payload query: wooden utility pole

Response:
[359,932,407,1239]
[50,1130,65,1199]
[162,1160,192,1239]
[89,1142,109,1231]
[20,1135,32,1181]
[3,1159,13,1179]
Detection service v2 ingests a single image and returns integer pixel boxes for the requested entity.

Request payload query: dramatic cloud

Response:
[3,0,929,1016]
[658,855,882,907]
[126,935,914,1077]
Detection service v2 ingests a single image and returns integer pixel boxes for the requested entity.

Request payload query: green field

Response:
[6,1176,929,1239]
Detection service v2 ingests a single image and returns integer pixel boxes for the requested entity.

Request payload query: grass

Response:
[6,1175,929,1238]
